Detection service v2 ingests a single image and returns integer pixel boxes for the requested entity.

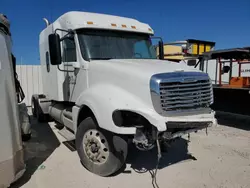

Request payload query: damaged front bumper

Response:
[162,122,213,140]
[133,112,217,150]
[160,112,218,140]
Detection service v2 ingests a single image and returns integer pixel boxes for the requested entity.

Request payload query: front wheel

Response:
[76,117,128,177]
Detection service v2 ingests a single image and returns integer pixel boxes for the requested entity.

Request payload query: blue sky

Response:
[2,0,250,65]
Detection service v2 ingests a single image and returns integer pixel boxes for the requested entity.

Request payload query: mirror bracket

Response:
[151,37,164,60]
[54,28,73,34]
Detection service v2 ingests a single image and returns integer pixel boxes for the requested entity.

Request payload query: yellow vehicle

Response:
[156,39,216,64]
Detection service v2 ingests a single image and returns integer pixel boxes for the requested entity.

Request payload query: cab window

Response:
[62,37,77,62]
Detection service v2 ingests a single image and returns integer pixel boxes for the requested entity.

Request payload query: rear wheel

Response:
[76,117,128,177]
[31,95,46,122]
[36,109,46,122]
[22,133,31,141]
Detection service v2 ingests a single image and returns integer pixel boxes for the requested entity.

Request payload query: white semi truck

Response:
[33,11,217,176]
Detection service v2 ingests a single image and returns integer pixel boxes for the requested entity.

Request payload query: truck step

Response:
[58,127,75,141]
[62,140,76,151]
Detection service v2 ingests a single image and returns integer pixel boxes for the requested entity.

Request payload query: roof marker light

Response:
[131,26,136,29]
[148,28,152,31]
[87,21,94,25]
[111,23,117,27]
[122,24,127,28]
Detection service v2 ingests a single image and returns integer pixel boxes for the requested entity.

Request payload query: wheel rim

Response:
[82,129,109,165]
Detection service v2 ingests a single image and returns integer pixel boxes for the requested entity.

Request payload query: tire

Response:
[76,117,128,177]
[37,110,46,122]
[32,95,46,122]
[22,133,31,141]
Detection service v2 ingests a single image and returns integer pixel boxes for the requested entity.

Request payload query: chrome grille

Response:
[160,79,212,111]
[150,72,213,115]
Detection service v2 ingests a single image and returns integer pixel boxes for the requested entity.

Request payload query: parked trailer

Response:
[0,14,27,187]
[32,11,216,177]
[196,48,250,115]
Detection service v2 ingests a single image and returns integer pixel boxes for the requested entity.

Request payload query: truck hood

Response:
[93,59,199,80]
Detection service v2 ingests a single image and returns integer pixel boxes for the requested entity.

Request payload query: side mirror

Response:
[49,33,62,65]
[158,40,164,60]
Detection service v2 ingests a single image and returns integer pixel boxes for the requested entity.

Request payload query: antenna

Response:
[50,1,54,32]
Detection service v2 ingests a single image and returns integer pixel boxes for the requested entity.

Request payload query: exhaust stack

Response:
[43,18,50,27]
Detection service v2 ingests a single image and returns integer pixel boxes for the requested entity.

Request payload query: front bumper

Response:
[138,108,217,132]
[158,111,217,140]
[162,121,214,140]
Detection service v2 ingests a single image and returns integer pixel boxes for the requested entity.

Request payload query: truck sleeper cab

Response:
[33,11,216,177]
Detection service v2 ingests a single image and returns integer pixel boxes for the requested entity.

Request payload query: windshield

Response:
[77,29,157,60]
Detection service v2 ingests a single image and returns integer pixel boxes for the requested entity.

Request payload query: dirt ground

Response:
[11,116,250,188]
